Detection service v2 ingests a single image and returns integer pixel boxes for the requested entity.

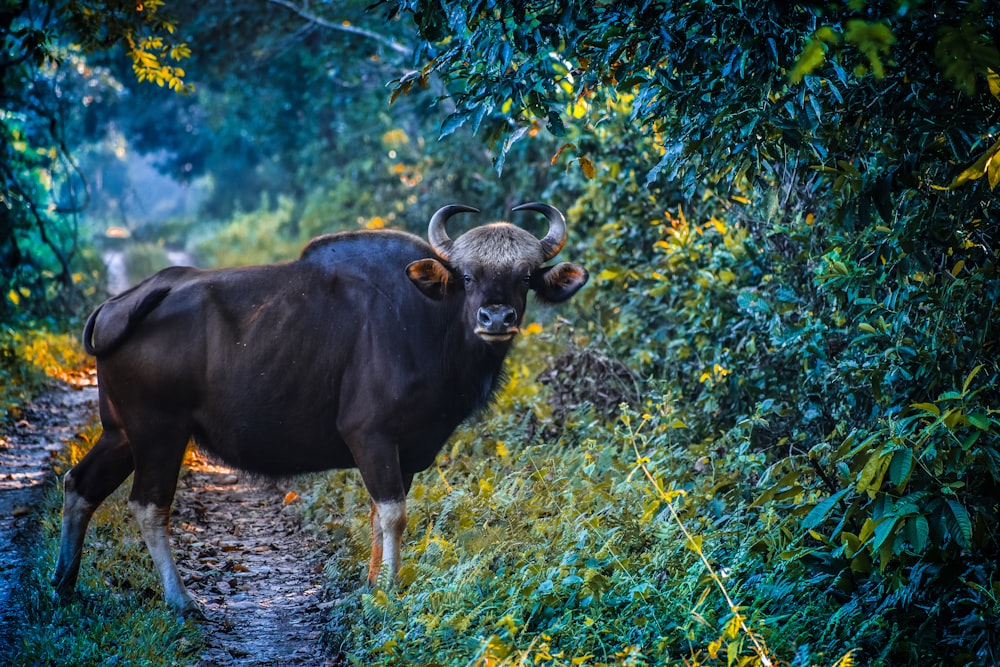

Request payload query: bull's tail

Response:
[83,271,181,357]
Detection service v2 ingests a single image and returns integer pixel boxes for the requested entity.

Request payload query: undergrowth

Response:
[0,326,88,422]
[10,423,199,666]
[300,358,855,666]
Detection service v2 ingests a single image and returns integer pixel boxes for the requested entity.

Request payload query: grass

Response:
[10,424,201,666]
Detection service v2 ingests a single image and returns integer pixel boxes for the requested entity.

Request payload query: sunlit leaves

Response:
[789,26,841,84]
[128,35,192,92]
[938,136,1000,190]
[843,19,896,79]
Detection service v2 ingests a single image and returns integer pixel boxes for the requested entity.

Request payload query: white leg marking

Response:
[130,501,199,615]
[375,499,407,581]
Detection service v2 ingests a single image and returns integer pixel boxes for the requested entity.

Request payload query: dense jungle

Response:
[2,1,998,665]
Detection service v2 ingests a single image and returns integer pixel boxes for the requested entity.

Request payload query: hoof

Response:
[50,577,76,605]
[169,595,205,620]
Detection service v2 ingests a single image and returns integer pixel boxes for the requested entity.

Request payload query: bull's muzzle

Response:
[475,304,518,341]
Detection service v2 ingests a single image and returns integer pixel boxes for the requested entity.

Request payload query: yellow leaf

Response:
[595,269,619,281]
[523,322,543,335]
[731,195,750,204]
[7,289,20,306]
[911,402,941,417]
[988,151,1000,190]
[495,441,509,457]
[577,156,596,179]
[551,142,577,165]
[944,137,1000,189]
[283,491,299,504]
[858,323,877,334]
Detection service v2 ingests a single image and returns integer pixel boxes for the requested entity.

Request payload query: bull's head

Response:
[407,203,589,343]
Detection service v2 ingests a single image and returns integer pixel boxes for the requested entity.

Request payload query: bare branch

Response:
[265,0,412,57]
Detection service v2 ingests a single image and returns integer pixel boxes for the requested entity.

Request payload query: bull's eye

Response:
[522,273,532,285]
[463,274,473,286]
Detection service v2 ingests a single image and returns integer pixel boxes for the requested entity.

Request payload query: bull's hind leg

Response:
[126,418,198,616]
[52,406,135,600]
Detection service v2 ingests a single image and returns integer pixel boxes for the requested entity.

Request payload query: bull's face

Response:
[407,204,589,344]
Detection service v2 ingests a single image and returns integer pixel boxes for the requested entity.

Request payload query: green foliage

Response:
[2,0,189,326]
[578,165,998,662]
[191,197,302,268]
[0,326,89,422]
[301,403,847,666]
[10,424,200,666]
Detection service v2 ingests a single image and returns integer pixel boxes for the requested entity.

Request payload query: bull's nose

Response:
[476,305,518,334]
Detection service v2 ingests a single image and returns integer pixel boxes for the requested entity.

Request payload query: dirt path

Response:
[0,372,98,651]
[173,454,335,666]
[0,377,337,664]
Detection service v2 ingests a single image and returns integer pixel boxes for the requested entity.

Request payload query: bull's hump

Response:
[299,229,431,271]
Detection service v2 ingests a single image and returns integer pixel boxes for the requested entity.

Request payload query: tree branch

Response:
[265,0,412,57]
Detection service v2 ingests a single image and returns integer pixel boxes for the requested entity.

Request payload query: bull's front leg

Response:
[359,459,413,586]
[368,498,407,585]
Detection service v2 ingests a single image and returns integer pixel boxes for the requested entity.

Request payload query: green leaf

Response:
[888,448,913,488]
[946,499,973,547]
[905,514,929,553]
[967,413,990,431]
[801,488,851,532]
[546,111,566,137]
[872,515,900,554]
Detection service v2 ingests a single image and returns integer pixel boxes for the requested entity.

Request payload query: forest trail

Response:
[1,378,337,664]
[0,372,97,652]
[173,453,335,666]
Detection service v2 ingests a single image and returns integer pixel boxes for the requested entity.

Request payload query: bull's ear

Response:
[406,258,455,300]
[531,262,589,303]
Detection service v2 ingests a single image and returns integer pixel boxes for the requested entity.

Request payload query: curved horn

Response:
[512,202,567,261]
[428,205,480,260]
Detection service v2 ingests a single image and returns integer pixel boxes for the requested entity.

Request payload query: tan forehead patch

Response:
[450,223,545,269]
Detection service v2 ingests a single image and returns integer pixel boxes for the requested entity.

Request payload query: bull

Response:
[52,203,588,616]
